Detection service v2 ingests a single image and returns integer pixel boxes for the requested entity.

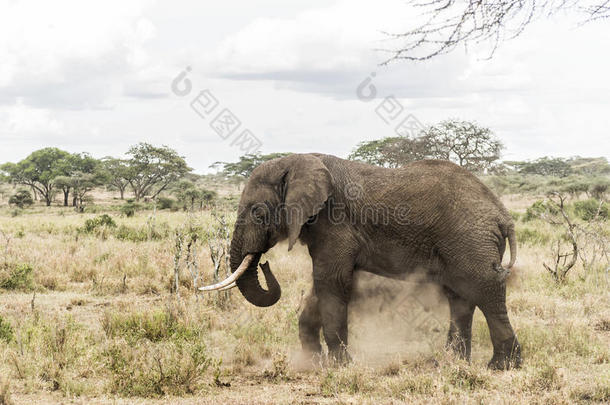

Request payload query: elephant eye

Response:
[251,203,270,224]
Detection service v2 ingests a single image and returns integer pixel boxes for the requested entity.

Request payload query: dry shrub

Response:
[103,340,215,397]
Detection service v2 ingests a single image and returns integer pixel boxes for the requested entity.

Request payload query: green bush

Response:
[121,201,142,217]
[524,200,558,222]
[589,180,609,200]
[157,197,176,210]
[572,199,609,221]
[8,189,34,208]
[0,315,14,343]
[82,214,117,233]
[0,263,34,291]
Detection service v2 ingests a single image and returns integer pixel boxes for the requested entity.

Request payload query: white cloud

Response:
[0,0,160,109]
[0,101,64,136]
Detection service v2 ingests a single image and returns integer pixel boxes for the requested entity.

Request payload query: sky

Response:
[1,0,609,173]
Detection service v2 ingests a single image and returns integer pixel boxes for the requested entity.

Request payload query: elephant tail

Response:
[506,224,517,269]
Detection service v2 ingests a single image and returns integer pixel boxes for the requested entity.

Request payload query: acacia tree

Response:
[211,152,291,181]
[125,143,191,201]
[349,120,503,172]
[419,120,504,172]
[101,157,130,199]
[0,148,71,206]
[384,0,610,62]
[512,157,574,177]
[54,155,106,211]
[54,153,101,206]
[348,137,427,168]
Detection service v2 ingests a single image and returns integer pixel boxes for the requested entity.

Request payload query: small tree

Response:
[100,158,130,200]
[172,180,217,211]
[532,192,610,283]
[540,193,579,283]
[173,180,201,211]
[8,190,34,209]
[125,143,191,201]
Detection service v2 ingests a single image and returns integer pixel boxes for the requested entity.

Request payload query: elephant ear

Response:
[283,154,332,251]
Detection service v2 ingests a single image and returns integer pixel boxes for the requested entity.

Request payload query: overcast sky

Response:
[1,0,609,173]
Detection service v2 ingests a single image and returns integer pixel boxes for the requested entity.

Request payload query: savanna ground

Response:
[0,189,608,405]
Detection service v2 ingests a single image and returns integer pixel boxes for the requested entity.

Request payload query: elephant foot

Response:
[488,336,521,370]
[328,346,352,366]
[299,333,323,356]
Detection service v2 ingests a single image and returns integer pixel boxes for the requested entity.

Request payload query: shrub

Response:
[82,214,117,234]
[8,190,34,208]
[589,180,609,200]
[121,201,142,217]
[157,197,176,210]
[0,315,14,343]
[104,341,213,397]
[0,263,34,291]
[524,200,558,222]
[572,199,609,221]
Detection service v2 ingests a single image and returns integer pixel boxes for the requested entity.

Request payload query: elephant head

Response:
[200,154,333,306]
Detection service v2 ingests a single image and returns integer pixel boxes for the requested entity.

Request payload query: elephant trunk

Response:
[230,232,281,307]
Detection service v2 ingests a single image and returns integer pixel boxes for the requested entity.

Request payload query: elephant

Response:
[200,153,521,370]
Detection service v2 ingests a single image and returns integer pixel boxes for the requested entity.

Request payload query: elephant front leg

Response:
[444,287,475,361]
[298,289,322,354]
[313,273,353,364]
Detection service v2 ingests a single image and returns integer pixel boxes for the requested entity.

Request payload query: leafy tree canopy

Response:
[0,147,71,206]
[511,157,574,177]
[349,119,504,173]
[211,152,292,179]
[125,143,191,201]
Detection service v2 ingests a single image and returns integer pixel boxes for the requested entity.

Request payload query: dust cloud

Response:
[347,270,449,366]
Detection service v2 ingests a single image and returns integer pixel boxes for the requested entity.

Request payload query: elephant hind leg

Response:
[444,286,475,361]
[479,296,521,370]
[298,289,323,354]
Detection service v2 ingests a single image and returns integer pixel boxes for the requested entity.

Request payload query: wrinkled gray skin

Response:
[230,153,521,370]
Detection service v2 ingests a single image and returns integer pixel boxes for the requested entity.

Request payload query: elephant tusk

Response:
[218,282,237,291]
[198,254,255,291]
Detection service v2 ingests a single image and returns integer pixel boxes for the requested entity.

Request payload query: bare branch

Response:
[383,0,608,63]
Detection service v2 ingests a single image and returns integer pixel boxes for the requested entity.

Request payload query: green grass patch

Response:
[0,315,14,343]
[0,262,34,291]
[102,309,201,343]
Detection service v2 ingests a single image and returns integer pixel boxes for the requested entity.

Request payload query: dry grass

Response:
[0,195,608,404]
